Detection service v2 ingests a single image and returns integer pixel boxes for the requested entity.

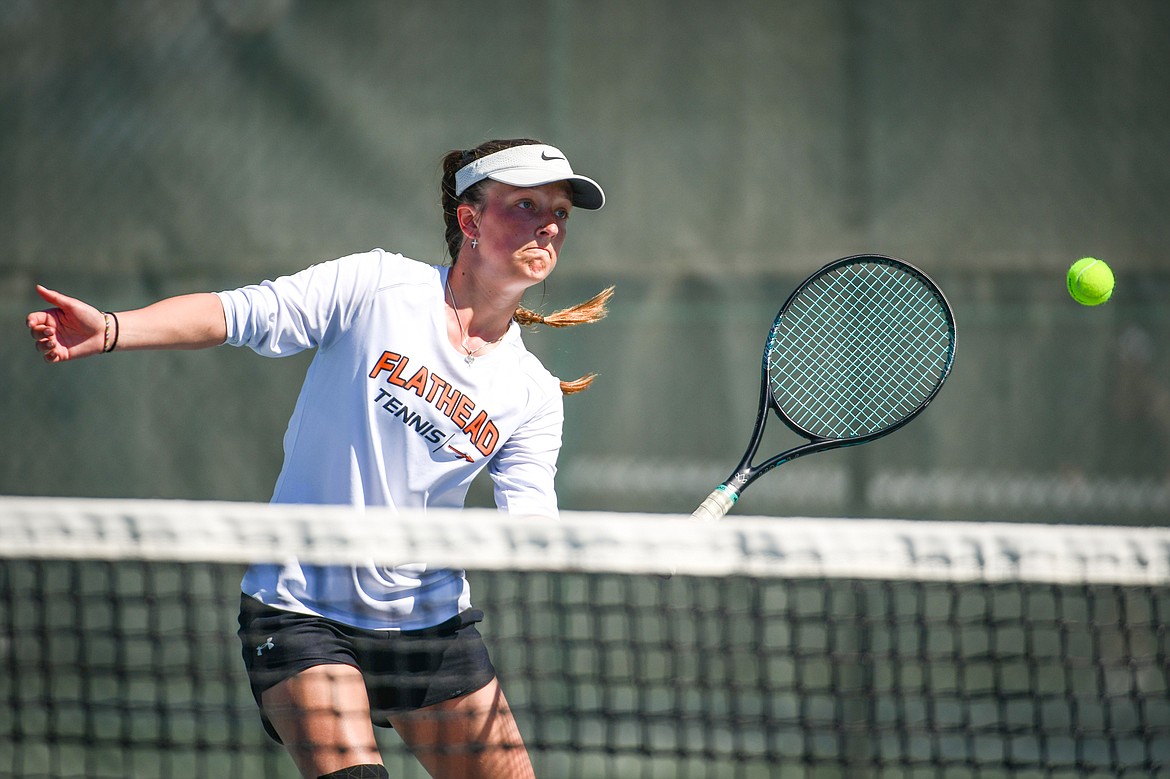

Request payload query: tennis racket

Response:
[692,254,956,521]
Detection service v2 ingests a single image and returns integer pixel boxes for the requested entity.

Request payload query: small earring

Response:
[470,238,478,248]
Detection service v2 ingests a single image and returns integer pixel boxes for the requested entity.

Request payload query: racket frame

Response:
[693,254,956,521]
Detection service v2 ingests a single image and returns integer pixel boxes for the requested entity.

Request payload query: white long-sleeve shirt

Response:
[216,250,563,629]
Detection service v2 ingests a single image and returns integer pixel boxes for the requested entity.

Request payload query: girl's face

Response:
[461,181,574,287]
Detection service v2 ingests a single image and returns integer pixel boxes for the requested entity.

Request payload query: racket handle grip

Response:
[692,486,738,522]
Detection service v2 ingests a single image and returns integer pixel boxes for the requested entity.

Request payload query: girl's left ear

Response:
[456,203,479,239]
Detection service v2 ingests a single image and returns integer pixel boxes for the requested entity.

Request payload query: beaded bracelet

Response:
[102,312,120,353]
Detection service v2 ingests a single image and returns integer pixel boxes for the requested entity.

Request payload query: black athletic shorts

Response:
[237,594,497,743]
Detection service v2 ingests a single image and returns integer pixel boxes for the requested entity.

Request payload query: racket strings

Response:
[778,278,947,434]
[778,303,944,433]
[769,263,953,439]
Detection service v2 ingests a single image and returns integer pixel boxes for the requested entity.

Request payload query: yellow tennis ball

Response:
[1066,257,1114,306]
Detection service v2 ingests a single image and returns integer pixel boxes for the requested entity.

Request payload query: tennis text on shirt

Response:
[369,350,501,458]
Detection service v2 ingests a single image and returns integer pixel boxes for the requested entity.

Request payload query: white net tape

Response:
[2,496,1166,586]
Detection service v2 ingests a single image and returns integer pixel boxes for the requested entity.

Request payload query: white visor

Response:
[454,144,605,210]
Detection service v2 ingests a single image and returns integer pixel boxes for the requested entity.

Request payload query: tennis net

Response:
[1,496,1168,778]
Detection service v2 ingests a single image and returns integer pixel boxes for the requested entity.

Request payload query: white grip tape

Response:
[691,486,738,522]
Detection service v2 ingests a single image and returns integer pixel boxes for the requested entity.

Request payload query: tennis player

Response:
[26,138,609,779]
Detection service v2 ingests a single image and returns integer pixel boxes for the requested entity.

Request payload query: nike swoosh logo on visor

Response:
[541,152,567,161]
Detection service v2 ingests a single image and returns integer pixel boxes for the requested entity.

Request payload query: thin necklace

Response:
[446,279,507,365]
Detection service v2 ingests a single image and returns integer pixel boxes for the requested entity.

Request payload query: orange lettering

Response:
[452,395,475,427]
[369,351,402,380]
[402,366,429,397]
[386,354,411,387]
[474,421,499,456]
[435,383,460,417]
[426,375,448,404]
[463,410,487,441]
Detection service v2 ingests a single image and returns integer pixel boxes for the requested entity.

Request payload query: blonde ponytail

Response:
[558,373,599,395]
[515,286,615,394]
